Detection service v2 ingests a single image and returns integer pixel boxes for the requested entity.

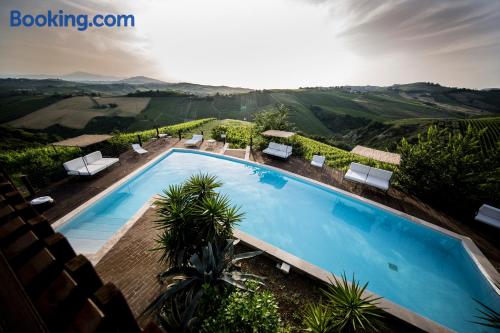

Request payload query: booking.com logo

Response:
[10,10,135,31]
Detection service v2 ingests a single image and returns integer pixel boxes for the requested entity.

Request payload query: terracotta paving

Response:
[39,141,500,323]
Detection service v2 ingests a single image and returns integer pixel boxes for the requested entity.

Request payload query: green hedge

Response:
[211,124,257,148]
[0,118,215,187]
[98,118,216,155]
[0,146,81,187]
[291,135,395,171]
[212,123,394,171]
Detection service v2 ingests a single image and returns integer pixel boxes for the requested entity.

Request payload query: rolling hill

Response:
[1,79,499,151]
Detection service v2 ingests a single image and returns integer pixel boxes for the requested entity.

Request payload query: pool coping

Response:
[53,147,500,333]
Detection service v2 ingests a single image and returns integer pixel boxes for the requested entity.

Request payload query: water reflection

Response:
[250,167,288,189]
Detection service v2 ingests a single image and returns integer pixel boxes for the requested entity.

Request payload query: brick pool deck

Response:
[39,139,500,322]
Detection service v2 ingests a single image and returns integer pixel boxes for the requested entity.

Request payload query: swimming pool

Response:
[56,149,500,333]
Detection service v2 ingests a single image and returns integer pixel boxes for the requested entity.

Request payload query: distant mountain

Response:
[119,76,167,84]
[61,71,123,82]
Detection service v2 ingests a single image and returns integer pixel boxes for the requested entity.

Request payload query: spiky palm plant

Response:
[473,298,500,329]
[154,173,243,267]
[302,303,335,333]
[145,239,263,332]
[322,273,383,333]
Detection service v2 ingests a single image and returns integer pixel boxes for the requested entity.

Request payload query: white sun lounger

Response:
[344,162,392,190]
[475,204,500,229]
[63,151,119,176]
[132,143,148,155]
[365,167,393,191]
[311,155,325,168]
[344,162,370,184]
[185,134,203,146]
[263,142,292,159]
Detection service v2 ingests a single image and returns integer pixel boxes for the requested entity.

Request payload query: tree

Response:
[253,103,294,132]
[154,173,243,267]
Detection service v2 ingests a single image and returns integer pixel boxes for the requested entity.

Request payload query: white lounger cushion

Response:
[67,163,108,176]
[132,144,148,154]
[365,168,393,191]
[344,162,370,184]
[345,169,368,184]
[185,134,203,145]
[344,162,392,190]
[64,151,119,176]
[91,157,119,165]
[263,142,292,158]
[311,155,325,168]
[84,151,103,164]
[475,204,500,229]
[63,157,86,172]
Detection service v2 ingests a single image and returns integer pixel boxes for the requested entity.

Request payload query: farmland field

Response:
[8,96,149,129]
[0,95,64,123]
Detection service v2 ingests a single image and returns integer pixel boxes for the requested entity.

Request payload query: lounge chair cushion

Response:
[67,163,108,176]
[92,157,119,166]
[263,142,292,158]
[84,151,103,165]
[350,162,371,174]
[185,134,203,145]
[63,157,86,172]
[132,144,148,154]
[475,205,500,228]
[344,169,368,184]
[311,155,325,168]
[365,168,392,191]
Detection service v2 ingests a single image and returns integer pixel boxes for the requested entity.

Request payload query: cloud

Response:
[313,0,500,57]
[0,0,158,77]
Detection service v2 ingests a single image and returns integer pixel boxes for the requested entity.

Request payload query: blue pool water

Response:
[58,150,499,332]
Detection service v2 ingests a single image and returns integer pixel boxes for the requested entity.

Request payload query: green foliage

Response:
[115,118,215,146]
[211,123,264,149]
[146,240,263,332]
[473,297,500,329]
[292,135,395,171]
[0,146,81,187]
[0,118,213,187]
[154,173,243,267]
[395,125,500,208]
[303,274,383,333]
[322,273,383,333]
[254,104,294,133]
[302,303,335,333]
[201,282,281,333]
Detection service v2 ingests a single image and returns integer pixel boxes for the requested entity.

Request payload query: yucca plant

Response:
[302,303,335,333]
[322,273,383,333]
[473,280,500,330]
[154,173,243,267]
[144,239,263,332]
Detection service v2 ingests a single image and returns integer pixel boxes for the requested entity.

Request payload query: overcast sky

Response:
[1,0,499,88]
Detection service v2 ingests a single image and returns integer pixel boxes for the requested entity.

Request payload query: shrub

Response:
[146,240,263,332]
[322,273,383,333]
[302,303,335,333]
[154,173,243,266]
[395,125,500,209]
[211,123,265,149]
[302,273,383,333]
[0,146,81,187]
[291,135,394,171]
[201,283,282,333]
[0,118,213,188]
